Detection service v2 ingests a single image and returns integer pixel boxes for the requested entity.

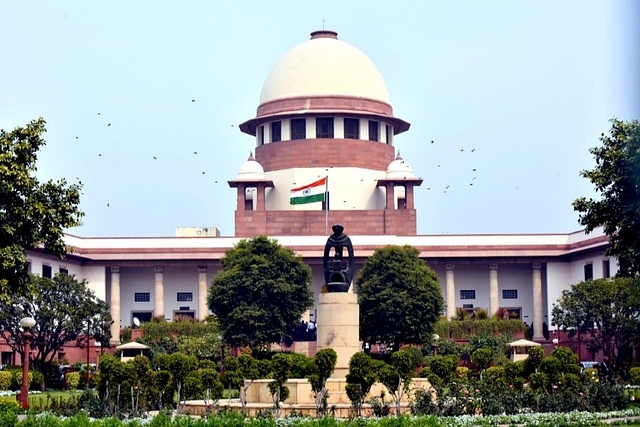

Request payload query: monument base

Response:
[316,292,359,378]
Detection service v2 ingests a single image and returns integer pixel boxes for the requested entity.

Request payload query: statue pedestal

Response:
[316,292,359,378]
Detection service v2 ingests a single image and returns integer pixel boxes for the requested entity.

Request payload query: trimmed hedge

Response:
[140,321,218,341]
[0,371,12,390]
[433,318,526,339]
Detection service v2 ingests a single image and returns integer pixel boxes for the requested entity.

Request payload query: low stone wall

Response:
[242,377,432,405]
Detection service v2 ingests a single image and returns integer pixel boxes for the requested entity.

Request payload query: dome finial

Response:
[310,30,338,40]
[395,151,403,160]
[248,152,254,161]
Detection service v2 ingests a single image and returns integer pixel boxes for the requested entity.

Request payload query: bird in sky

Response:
[191,99,196,102]
[98,154,102,157]
[107,203,110,207]
[75,136,79,139]
[97,112,101,115]
[471,148,475,152]
[472,168,477,171]
[153,156,157,160]
[193,151,197,155]
[108,123,111,127]
[202,172,205,174]
[431,140,434,144]
[446,185,450,189]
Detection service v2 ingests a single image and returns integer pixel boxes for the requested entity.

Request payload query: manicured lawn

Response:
[3,390,87,408]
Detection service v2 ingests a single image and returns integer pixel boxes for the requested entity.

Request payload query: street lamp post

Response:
[19,317,36,409]
[432,334,440,357]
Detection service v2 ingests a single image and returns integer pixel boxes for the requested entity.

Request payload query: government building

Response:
[5,30,613,366]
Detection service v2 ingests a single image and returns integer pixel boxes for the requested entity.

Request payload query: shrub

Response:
[529,371,548,390]
[484,366,506,384]
[504,360,525,381]
[454,366,469,380]
[0,372,12,391]
[66,371,80,391]
[630,367,640,385]
[0,397,21,413]
[30,370,44,391]
[429,355,459,383]
[13,371,32,390]
[551,346,580,375]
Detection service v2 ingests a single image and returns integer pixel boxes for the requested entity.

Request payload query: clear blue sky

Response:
[1,1,638,237]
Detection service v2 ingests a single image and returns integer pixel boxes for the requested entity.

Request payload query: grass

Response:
[3,390,87,407]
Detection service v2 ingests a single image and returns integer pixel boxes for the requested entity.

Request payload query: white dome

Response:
[236,153,265,180]
[386,152,414,179]
[259,31,391,106]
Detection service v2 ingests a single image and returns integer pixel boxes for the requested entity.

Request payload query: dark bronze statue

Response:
[323,224,354,292]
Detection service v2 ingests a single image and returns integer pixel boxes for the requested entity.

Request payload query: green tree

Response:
[307,348,337,417]
[208,235,314,349]
[230,353,271,415]
[357,245,445,345]
[551,277,640,364]
[378,347,422,414]
[167,352,198,411]
[0,273,112,372]
[200,368,223,407]
[0,117,84,296]
[573,118,640,276]
[471,348,492,380]
[345,352,378,417]
[268,353,293,416]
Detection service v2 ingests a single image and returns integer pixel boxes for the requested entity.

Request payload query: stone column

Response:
[445,264,456,320]
[317,293,359,378]
[256,183,266,211]
[198,266,208,320]
[109,267,120,346]
[385,183,395,209]
[532,263,544,340]
[154,267,165,320]
[405,184,415,209]
[489,264,499,317]
[235,183,245,211]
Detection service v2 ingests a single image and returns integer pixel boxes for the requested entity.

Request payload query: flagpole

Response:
[324,175,328,234]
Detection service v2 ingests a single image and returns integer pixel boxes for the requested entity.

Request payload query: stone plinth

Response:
[316,292,359,378]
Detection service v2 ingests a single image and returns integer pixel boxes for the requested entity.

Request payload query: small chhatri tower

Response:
[231,30,422,237]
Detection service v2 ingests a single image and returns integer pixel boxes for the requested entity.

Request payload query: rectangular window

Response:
[177,292,193,302]
[316,117,334,138]
[502,289,518,299]
[584,263,593,280]
[42,265,52,279]
[271,121,281,142]
[344,118,359,139]
[26,261,32,273]
[462,304,474,309]
[131,312,153,324]
[368,120,379,141]
[291,118,306,140]
[602,259,610,278]
[174,311,195,320]
[134,292,151,302]
[259,125,264,146]
[386,124,393,145]
[59,268,68,275]
[460,290,476,300]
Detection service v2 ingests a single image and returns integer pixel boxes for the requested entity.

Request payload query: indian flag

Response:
[290,177,326,205]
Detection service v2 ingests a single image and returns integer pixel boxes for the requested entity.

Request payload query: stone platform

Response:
[181,377,432,417]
